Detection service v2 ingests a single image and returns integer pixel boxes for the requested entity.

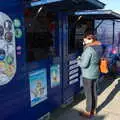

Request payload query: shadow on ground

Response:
[97,79,120,113]
[50,75,120,120]
[51,109,106,120]
[97,74,115,95]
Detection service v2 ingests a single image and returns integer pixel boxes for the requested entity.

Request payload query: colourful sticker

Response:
[29,69,47,107]
[15,28,22,38]
[0,62,5,72]
[16,46,22,50]
[0,49,5,60]
[14,19,21,27]
[17,51,21,55]
[50,64,60,88]
[0,12,16,86]
[7,44,14,54]
[6,55,14,65]
[4,20,12,31]
[5,32,13,42]
[0,25,4,37]
[0,73,9,85]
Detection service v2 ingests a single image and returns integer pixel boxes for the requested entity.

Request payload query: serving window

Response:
[24,7,59,62]
[68,15,94,54]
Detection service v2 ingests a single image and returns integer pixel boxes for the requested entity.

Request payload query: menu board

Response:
[0,12,16,86]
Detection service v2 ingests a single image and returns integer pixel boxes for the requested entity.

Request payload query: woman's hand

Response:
[77,56,81,61]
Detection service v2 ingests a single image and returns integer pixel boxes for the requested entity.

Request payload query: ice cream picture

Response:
[0,12,16,86]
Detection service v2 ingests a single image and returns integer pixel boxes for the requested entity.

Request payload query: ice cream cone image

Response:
[53,71,57,82]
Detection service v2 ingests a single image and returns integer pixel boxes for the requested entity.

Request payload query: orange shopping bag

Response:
[99,58,109,74]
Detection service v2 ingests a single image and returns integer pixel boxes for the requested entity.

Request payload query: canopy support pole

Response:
[112,20,115,47]
[94,20,104,34]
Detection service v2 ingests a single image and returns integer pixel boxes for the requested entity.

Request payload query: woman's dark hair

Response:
[84,33,97,41]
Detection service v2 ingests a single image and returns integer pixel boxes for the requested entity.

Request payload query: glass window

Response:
[68,15,93,54]
[24,7,58,62]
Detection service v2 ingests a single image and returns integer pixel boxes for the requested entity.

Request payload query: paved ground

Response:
[51,75,120,120]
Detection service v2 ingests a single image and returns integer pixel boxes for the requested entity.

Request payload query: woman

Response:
[77,34,103,118]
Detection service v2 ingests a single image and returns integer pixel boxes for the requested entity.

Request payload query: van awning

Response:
[75,10,120,19]
[29,0,105,11]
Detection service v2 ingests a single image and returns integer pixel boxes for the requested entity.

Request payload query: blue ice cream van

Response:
[0,0,120,120]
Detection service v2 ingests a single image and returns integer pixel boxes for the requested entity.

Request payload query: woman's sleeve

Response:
[77,47,92,68]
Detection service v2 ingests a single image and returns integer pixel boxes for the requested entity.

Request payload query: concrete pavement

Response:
[51,76,120,120]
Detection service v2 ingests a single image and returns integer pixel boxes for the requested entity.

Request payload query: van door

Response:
[62,14,94,105]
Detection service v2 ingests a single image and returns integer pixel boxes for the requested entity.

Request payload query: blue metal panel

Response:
[31,0,63,7]
[27,0,104,12]
[26,56,62,119]
[26,60,51,120]
[61,13,82,105]
[25,13,62,120]
[0,1,63,120]
[75,10,120,19]
[0,1,28,120]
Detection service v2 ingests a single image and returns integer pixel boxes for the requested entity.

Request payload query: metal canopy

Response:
[29,0,105,11]
[75,10,120,19]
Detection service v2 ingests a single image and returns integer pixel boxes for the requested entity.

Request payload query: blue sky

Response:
[100,0,120,13]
